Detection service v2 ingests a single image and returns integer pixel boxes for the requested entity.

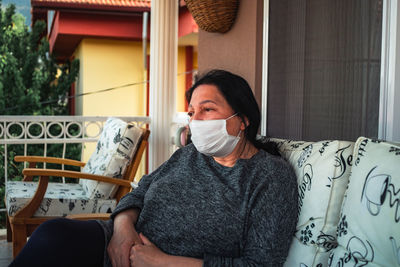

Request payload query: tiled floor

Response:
[0,232,12,266]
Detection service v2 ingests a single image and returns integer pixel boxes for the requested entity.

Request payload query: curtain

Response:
[267,0,382,141]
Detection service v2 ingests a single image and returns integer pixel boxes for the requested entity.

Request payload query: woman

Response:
[10,70,298,267]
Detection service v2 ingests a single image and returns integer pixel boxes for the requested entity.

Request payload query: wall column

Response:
[148,1,178,171]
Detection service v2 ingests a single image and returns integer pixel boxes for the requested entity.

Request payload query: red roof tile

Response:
[32,0,151,10]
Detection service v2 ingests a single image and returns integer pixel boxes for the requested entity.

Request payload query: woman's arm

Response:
[130,233,203,267]
[108,208,142,267]
[108,147,190,267]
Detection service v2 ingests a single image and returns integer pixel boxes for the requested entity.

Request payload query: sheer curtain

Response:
[267,0,382,141]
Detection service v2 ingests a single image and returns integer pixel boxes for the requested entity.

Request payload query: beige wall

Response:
[198,0,264,106]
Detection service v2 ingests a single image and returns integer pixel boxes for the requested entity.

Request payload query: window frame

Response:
[378,0,400,142]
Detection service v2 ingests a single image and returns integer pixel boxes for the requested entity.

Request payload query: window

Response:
[264,0,383,141]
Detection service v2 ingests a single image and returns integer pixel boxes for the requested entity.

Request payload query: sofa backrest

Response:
[269,139,354,266]
[80,117,144,199]
[268,137,400,266]
[328,137,400,267]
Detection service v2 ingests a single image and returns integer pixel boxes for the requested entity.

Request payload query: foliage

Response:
[0,4,79,115]
[0,1,81,228]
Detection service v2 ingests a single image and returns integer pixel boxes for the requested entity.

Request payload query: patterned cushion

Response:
[328,137,400,266]
[268,138,354,267]
[5,181,116,217]
[80,117,143,199]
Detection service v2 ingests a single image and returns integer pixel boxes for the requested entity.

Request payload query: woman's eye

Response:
[204,108,213,112]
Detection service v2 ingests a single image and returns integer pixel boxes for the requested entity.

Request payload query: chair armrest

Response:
[12,175,50,220]
[14,156,86,167]
[22,168,132,188]
[11,170,130,221]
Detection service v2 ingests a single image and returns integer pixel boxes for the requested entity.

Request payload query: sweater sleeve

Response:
[110,146,187,220]
[110,173,154,220]
[203,162,298,267]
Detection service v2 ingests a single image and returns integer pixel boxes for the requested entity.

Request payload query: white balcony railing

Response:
[0,116,151,214]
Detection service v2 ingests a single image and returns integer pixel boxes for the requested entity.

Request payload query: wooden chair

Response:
[5,118,150,258]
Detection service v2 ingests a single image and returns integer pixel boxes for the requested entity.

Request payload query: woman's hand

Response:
[108,209,142,267]
[130,234,203,267]
[129,233,167,267]
[130,233,168,267]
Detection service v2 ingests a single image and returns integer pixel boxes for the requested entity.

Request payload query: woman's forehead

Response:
[190,84,226,105]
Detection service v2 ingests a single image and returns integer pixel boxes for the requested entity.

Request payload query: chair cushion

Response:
[268,138,354,267]
[80,117,143,199]
[5,181,116,217]
[328,137,400,266]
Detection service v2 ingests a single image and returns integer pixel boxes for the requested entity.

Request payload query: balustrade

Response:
[0,116,150,216]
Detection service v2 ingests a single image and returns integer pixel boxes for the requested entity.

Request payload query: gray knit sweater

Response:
[97,144,298,266]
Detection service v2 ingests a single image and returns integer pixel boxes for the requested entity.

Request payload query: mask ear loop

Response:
[226,113,242,138]
[226,113,238,121]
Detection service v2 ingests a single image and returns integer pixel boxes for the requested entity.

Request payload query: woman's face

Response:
[188,84,245,136]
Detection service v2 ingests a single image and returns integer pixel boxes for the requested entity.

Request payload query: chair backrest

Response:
[80,117,148,199]
[114,129,150,201]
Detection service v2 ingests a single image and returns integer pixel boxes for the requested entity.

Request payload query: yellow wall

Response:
[75,38,146,117]
[177,46,186,112]
[74,38,147,181]
[193,50,198,72]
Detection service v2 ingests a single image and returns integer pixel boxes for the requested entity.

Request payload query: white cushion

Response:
[80,117,143,199]
[269,139,354,267]
[284,237,331,267]
[328,137,400,266]
[5,181,116,217]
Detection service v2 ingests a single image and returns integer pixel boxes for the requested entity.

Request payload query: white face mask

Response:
[189,114,241,157]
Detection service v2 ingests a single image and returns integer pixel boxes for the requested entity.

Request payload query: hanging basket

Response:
[184,0,240,33]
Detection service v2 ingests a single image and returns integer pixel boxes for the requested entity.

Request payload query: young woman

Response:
[11,70,298,267]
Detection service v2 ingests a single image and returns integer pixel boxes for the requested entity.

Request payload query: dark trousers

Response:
[10,218,105,267]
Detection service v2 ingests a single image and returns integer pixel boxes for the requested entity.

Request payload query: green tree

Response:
[0,1,80,228]
[0,3,79,115]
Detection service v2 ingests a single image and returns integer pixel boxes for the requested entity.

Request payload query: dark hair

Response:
[186,69,280,157]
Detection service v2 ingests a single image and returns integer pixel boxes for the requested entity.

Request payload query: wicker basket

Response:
[184,0,240,33]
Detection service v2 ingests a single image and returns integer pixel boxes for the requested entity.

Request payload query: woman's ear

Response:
[240,116,249,131]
